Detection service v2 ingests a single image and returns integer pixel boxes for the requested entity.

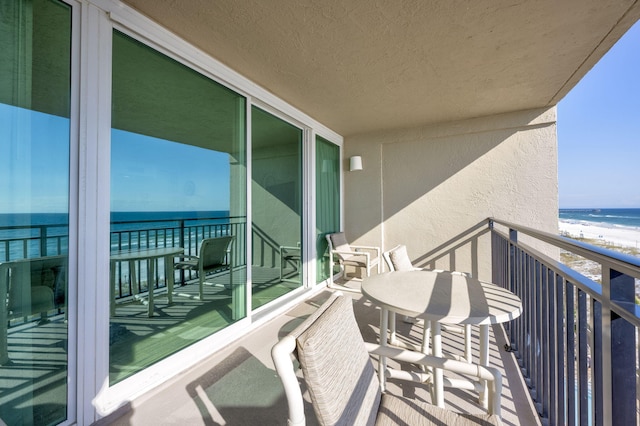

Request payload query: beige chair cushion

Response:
[376,394,500,426]
[388,245,414,271]
[330,232,368,266]
[330,232,351,253]
[297,295,381,425]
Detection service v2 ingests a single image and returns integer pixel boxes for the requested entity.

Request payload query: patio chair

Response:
[326,232,381,289]
[175,236,234,300]
[383,244,474,363]
[271,292,501,426]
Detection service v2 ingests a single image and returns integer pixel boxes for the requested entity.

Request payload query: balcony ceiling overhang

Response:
[121,0,640,137]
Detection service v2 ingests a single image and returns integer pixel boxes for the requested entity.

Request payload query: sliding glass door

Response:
[251,107,303,309]
[0,0,72,424]
[315,136,340,283]
[109,30,247,384]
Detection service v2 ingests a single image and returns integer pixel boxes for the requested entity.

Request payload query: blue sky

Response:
[558,21,640,209]
[0,105,70,214]
[110,130,230,212]
[0,104,230,214]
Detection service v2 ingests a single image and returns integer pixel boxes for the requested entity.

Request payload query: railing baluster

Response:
[527,254,535,383]
[608,269,636,426]
[548,268,557,425]
[566,282,577,426]
[593,298,603,426]
[516,249,525,353]
[534,260,542,411]
[578,289,589,425]
[541,265,549,419]
[556,274,566,424]
[40,225,47,256]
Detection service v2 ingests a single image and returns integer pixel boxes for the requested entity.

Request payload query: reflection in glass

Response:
[316,137,340,283]
[0,0,72,424]
[251,107,303,310]
[110,31,247,384]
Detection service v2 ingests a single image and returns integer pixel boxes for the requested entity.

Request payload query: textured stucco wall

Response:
[343,107,558,281]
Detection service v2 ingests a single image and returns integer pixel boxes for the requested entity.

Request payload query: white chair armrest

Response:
[175,254,198,260]
[331,248,363,254]
[272,336,306,426]
[332,250,371,266]
[351,245,380,256]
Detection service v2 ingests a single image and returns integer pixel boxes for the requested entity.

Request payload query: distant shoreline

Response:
[558,219,640,250]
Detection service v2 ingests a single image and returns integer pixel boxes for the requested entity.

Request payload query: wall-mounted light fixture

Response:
[349,156,363,171]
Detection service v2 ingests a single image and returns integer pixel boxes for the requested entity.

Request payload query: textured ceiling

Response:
[121,0,640,137]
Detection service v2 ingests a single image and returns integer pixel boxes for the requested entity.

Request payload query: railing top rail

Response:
[109,215,245,226]
[490,217,640,276]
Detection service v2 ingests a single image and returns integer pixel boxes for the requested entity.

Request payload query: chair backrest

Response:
[327,232,351,260]
[1,256,67,317]
[199,236,234,270]
[272,293,381,425]
[383,244,414,272]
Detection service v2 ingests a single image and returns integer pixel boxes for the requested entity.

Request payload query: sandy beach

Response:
[559,220,640,250]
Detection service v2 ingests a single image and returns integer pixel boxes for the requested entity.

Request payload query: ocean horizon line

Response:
[559,207,640,211]
[0,210,233,228]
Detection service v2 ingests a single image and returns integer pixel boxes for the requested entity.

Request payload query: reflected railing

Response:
[0,215,247,303]
[490,218,640,426]
[0,223,69,260]
[110,215,247,298]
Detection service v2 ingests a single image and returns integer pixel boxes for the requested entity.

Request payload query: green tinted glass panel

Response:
[251,107,303,309]
[315,136,340,283]
[110,31,247,384]
[0,0,71,424]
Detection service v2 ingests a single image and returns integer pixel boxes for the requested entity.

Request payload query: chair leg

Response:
[328,258,335,285]
[198,275,204,300]
[421,321,432,355]
[464,324,472,363]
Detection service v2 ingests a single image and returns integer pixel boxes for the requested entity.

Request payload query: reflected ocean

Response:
[0,210,230,261]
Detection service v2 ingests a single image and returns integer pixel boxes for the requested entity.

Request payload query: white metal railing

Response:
[490,218,639,426]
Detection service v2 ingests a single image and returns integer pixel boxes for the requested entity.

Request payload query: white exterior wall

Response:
[344,107,558,281]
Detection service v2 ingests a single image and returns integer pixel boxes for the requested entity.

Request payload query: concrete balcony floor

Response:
[104,285,541,425]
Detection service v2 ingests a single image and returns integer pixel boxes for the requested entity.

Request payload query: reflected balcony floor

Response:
[105,283,541,426]
[0,266,300,422]
[110,266,300,383]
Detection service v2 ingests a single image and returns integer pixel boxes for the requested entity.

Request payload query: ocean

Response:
[0,210,231,261]
[559,208,640,230]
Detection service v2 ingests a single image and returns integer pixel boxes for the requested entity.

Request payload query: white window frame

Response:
[74,0,344,422]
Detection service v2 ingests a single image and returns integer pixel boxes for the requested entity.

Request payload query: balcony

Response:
[98,219,638,424]
[101,288,539,425]
[3,218,639,425]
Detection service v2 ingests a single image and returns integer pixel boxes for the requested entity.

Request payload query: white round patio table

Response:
[361,270,522,409]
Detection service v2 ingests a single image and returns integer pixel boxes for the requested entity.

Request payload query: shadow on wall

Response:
[411,220,491,278]
[380,110,551,221]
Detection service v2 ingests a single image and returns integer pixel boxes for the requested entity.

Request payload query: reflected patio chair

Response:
[326,232,381,289]
[383,244,474,363]
[271,292,501,426]
[175,236,234,300]
[279,242,301,284]
[1,256,67,365]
